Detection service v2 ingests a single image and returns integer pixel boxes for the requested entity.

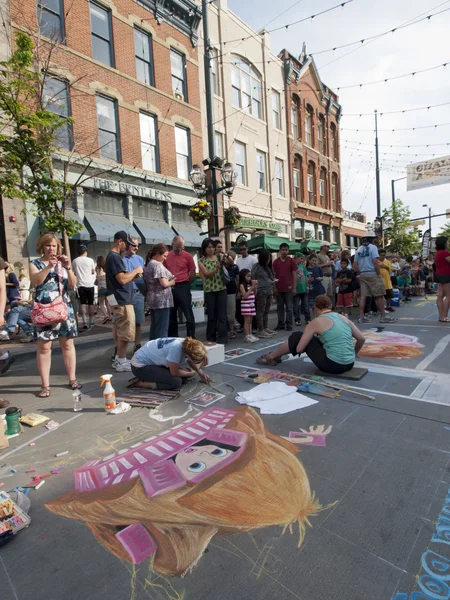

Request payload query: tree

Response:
[382,200,421,256]
[438,223,450,238]
[0,30,118,257]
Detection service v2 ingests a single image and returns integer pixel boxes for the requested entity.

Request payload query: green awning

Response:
[243,235,302,253]
[84,212,142,244]
[299,240,341,253]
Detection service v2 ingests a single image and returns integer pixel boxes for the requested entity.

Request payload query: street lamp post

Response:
[423,204,432,237]
[374,110,381,227]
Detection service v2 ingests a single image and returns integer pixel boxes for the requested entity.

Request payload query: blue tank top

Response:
[318,312,355,365]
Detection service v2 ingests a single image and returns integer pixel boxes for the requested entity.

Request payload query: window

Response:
[275,159,284,197]
[307,162,315,204]
[293,155,301,201]
[320,168,327,208]
[96,95,120,162]
[214,131,224,159]
[37,0,65,41]
[331,173,338,211]
[330,123,337,160]
[272,91,281,129]
[235,142,247,185]
[231,56,262,119]
[175,125,190,179]
[291,97,299,139]
[90,1,114,67]
[134,28,154,86]
[139,112,158,173]
[346,234,351,248]
[171,50,187,101]
[305,105,313,146]
[318,115,325,154]
[256,151,266,191]
[42,77,72,150]
[211,49,220,96]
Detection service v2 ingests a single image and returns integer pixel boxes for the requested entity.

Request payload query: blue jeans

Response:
[5,304,33,335]
[133,292,146,324]
[149,308,170,340]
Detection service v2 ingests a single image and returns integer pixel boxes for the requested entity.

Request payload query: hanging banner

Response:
[407,155,450,191]
[422,229,431,259]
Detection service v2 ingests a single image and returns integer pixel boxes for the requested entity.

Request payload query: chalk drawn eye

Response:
[210,448,227,457]
[187,461,206,473]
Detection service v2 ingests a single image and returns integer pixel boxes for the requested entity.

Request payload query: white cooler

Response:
[204,343,225,366]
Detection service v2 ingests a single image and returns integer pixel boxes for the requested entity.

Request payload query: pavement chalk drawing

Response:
[46,407,324,577]
[392,485,450,599]
[358,330,424,360]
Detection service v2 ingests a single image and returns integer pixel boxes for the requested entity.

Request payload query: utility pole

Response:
[374,110,381,235]
[202,0,220,237]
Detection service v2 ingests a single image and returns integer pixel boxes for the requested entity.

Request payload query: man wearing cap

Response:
[353,231,397,324]
[123,235,146,352]
[316,243,335,305]
[106,231,144,372]
[72,245,96,329]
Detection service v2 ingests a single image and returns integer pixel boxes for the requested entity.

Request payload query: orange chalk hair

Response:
[46,407,324,577]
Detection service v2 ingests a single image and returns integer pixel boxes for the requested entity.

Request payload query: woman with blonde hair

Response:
[46,406,323,576]
[29,232,80,397]
[128,336,210,389]
[18,268,31,301]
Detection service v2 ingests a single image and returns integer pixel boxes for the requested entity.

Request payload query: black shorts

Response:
[435,275,450,284]
[78,286,95,305]
[288,330,354,375]
[385,288,394,300]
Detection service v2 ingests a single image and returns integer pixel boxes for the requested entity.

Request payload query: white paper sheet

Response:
[236,382,318,414]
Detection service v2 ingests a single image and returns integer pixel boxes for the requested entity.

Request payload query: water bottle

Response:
[72,390,82,412]
[5,407,21,435]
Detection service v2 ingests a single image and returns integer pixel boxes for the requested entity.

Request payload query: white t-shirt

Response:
[132,338,185,368]
[72,256,96,288]
[236,254,258,272]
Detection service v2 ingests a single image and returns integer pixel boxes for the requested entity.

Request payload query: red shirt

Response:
[434,250,450,276]
[273,257,297,293]
[164,250,195,283]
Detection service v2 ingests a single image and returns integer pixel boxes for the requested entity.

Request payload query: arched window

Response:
[330,123,337,160]
[320,167,327,208]
[331,172,338,211]
[291,96,299,139]
[293,155,302,201]
[305,105,314,146]
[231,56,262,119]
[318,114,326,155]
[307,161,315,205]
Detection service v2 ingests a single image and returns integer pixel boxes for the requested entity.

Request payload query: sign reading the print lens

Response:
[91,178,173,202]
[238,218,284,233]
[407,155,450,191]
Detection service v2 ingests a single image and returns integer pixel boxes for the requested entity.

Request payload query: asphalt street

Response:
[1,297,450,600]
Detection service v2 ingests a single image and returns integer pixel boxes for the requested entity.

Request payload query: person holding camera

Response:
[30,232,79,398]
[198,238,227,345]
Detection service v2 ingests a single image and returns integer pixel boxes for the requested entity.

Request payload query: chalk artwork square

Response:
[225,348,253,359]
[185,391,225,407]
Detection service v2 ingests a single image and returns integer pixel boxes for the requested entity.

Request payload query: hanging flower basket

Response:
[224,206,241,227]
[189,200,212,223]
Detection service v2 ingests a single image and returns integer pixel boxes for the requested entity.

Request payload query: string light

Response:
[342,122,450,132]
[342,101,450,118]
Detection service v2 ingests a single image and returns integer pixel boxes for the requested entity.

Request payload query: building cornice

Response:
[133,0,202,47]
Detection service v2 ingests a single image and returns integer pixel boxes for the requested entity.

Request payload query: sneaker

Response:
[380,316,398,323]
[257,331,271,338]
[358,316,371,323]
[244,335,253,343]
[274,325,285,331]
[265,328,276,335]
[115,359,132,372]
[0,331,10,341]
[20,333,34,343]
[83,324,88,330]
[295,320,302,326]
[250,334,260,342]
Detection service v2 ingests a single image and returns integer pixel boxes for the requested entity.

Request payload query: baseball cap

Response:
[294,252,304,258]
[114,231,137,246]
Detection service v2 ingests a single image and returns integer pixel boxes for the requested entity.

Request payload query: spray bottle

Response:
[100,374,116,413]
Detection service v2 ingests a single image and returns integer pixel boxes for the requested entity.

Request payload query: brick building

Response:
[278,49,343,247]
[5,0,204,263]
[342,210,367,253]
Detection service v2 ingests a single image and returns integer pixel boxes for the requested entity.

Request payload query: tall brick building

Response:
[5,0,203,263]
[279,49,343,247]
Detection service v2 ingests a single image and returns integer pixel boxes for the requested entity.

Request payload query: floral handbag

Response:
[31,262,68,326]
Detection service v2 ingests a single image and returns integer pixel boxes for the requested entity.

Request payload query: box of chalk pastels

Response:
[0,491,31,537]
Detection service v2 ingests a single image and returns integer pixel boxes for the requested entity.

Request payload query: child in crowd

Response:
[307,256,325,312]
[414,263,426,296]
[239,269,258,343]
[335,258,356,316]
[294,253,311,326]
[397,269,413,301]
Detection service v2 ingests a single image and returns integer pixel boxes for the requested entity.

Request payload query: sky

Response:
[227,0,450,234]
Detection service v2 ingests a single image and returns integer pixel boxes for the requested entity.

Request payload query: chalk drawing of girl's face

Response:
[175,444,232,480]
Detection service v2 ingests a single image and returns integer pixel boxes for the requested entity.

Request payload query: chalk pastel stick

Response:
[55,451,69,457]
[35,480,45,490]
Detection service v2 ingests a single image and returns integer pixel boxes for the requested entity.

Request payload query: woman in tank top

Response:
[257,295,366,374]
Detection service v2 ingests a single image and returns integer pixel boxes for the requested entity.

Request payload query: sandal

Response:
[69,380,82,390]
[439,318,450,323]
[256,354,282,367]
[229,332,236,339]
[39,386,51,398]
[127,377,139,388]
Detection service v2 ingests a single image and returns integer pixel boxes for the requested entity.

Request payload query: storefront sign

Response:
[238,218,284,233]
[90,178,173,202]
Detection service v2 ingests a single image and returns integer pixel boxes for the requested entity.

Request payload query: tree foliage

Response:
[382,199,421,256]
[0,31,79,237]
[438,222,450,239]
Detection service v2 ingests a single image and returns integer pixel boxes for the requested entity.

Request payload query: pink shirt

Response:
[164,250,195,283]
